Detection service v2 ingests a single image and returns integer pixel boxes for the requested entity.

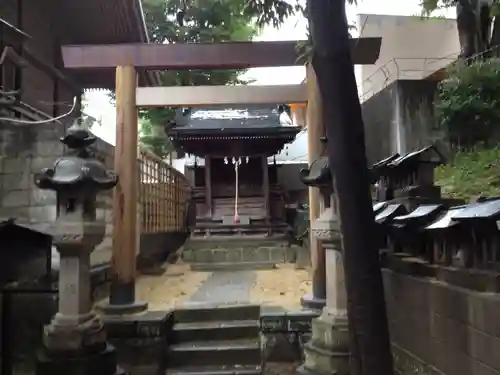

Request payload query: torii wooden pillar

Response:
[301,64,327,308]
[61,39,381,312]
[106,65,147,311]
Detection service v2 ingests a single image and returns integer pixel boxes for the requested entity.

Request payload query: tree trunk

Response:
[307,2,394,375]
[456,0,492,59]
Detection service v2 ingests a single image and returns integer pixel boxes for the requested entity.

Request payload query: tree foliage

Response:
[137,0,299,158]
[435,58,500,147]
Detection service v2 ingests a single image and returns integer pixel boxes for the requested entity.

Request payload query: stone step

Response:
[173,320,260,343]
[166,364,261,375]
[173,304,261,324]
[168,339,261,367]
[190,262,276,272]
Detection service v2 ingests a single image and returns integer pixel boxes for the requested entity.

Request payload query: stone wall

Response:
[362,79,447,165]
[383,268,500,375]
[0,121,115,267]
[0,121,64,233]
[257,269,500,375]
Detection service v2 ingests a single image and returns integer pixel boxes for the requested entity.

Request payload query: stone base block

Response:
[309,311,349,350]
[302,343,349,375]
[36,344,123,375]
[300,293,326,311]
[102,311,171,375]
[300,310,349,375]
[296,363,318,375]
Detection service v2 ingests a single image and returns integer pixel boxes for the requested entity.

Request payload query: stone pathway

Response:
[185,271,256,305]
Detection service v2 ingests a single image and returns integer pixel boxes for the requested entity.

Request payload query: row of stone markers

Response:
[375,198,500,291]
[294,142,500,375]
[299,144,463,311]
[369,145,500,291]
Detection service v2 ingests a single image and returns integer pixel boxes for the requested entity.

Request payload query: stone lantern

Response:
[34,122,122,375]
[298,138,349,375]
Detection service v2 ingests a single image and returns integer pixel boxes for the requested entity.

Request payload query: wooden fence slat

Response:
[138,149,190,235]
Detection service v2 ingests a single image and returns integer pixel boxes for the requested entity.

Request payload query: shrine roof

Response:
[373,202,388,215]
[452,198,500,221]
[425,207,467,230]
[375,204,406,224]
[0,218,52,237]
[393,204,443,223]
[389,145,445,168]
[370,145,446,179]
[168,106,301,139]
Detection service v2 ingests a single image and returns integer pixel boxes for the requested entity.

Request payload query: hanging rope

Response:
[226,156,248,224]
[234,157,239,223]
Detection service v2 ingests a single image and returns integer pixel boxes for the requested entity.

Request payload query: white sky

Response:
[86,0,455,145]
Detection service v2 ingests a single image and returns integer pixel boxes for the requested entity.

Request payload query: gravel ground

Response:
[135,262,211,310]
[250,264,312,310]
[135,262,312,311]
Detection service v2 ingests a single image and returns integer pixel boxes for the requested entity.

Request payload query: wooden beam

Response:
[136,84,307,107]
[61,38,382,70]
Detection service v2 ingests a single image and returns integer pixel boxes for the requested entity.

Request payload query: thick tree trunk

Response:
[307,1,394,375]
[456,0,492,59]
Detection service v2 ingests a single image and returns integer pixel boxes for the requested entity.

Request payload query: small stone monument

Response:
[34,121,122,375]
[298,138,349,375]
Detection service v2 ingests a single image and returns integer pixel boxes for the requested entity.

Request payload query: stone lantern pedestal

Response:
[297,194,350,375]
[34,123,123,375]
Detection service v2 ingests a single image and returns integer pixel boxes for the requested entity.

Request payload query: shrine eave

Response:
[169,127,301,158]
[167,126,301,141]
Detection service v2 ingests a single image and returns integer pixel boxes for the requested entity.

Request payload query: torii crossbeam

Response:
[61,39,381,70]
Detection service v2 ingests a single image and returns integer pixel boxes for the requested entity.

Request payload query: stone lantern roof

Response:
[299,137,331,188]
[34,123,118,192]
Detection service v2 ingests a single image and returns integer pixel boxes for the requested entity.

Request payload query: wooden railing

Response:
[138,148,191,234]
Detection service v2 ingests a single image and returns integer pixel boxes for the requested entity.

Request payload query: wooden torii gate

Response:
[61,38,381,311]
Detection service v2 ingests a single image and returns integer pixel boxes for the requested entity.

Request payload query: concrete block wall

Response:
[0,121,116,267]
[0,122,64,232]
[383,268,500,375]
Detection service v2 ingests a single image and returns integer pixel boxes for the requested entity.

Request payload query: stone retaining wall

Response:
[182,240,304,265]
[383,267,500,375]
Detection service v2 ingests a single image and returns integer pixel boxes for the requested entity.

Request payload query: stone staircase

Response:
[166,304,262,375]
